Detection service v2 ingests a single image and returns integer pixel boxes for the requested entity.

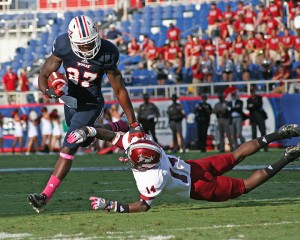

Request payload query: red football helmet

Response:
[127,139,162,170]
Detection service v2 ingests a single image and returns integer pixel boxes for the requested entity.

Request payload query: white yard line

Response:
[1,222,300,240]
[0,232,31,239]
[106,221,300,235]
[1,165,300,173]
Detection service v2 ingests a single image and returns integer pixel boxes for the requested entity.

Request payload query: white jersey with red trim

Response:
[132,151,191,205]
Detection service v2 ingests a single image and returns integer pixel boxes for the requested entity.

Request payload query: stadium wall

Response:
[0,94,299,152]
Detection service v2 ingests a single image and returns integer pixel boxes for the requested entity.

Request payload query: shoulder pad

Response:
[52,33,72,58]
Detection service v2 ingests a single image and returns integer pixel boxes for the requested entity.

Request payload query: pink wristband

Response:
[60,152,75,160]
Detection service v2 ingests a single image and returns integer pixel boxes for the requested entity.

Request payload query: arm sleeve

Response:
[139,194,155,206]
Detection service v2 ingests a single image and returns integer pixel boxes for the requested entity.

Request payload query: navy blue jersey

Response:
[52,33,119,107]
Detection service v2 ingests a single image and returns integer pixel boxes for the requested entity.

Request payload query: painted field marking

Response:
[0,232,31,239]
[1,165,300,173]
[106,221,300,235]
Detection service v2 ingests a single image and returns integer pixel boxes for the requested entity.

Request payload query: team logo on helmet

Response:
[127,139,161,170]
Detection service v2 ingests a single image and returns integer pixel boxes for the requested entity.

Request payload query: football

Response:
[48,71,67,89]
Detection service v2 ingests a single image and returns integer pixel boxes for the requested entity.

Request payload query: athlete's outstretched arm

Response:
[67,126,125,150]
[107,68,146,141]
[89,196,151,213]
[106,68,136,125]
[38,54,62,94]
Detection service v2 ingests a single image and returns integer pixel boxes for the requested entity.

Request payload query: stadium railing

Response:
[0,79,298,105]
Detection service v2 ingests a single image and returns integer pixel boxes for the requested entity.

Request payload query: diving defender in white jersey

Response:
[67,124,300,213]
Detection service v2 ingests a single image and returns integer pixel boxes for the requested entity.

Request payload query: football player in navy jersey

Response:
[27,15,145,212]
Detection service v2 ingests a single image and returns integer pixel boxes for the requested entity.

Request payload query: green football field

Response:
[0,150,300,240]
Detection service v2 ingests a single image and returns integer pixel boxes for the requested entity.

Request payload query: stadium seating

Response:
[0,1,298,90]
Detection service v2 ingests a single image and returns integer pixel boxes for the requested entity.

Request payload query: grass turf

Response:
[0,150,300,239]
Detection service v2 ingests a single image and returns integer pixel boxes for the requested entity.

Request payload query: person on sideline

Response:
[167,94,186,153]
[137,93,160,143]
[194,94,212,152]
[247,87,268,151]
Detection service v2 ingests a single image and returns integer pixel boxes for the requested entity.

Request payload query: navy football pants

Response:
[63,104,103,151]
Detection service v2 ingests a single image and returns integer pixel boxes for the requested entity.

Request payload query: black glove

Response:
[128,122,146,142]
[45,87,61,99]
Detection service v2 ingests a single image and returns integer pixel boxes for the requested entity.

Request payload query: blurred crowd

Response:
[2,1,300,103]
[100,0,300,93]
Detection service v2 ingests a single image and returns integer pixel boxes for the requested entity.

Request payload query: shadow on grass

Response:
[155,198,300,213]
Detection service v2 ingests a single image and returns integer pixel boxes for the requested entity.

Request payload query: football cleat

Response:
[278,124,300,138]
[283,143,300,162]
[27,193,47,213]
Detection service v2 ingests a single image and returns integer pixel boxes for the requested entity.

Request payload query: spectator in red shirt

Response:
[215,36,231,69]
[184,34,194,68]
[266,14,279,36]
[140,34,149,52]
[189,59,203,95]
[231,34,245,64]
[158,44,167,61]
[233,14,246,35]
[294,34,300,62]
[145,39,159,70]
[190,35,203,67]
[279,46,291,73]
[280,28,295,60]
[267,0,283,24]
[234,1,245,20]
[204,38,216,63]
[255,3,268,33]
[249,32,266,65]
[207,2,223,37]
[223,4,234,37]
[18,68,35,103]
[290,3,300,33]
[127,37,141,56]
[223,4,234,22]
[245,30,257,64]
[165,40,182,67]
[166,23,181,44]
[244,5,256,32]
[2,66,18,104]
[18,68,29,92]
[266,29,281,62]
[216,19,230,39]
[191,57,203,84]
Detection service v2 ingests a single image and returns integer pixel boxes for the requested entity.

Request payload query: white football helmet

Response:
[68,15,101,59]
